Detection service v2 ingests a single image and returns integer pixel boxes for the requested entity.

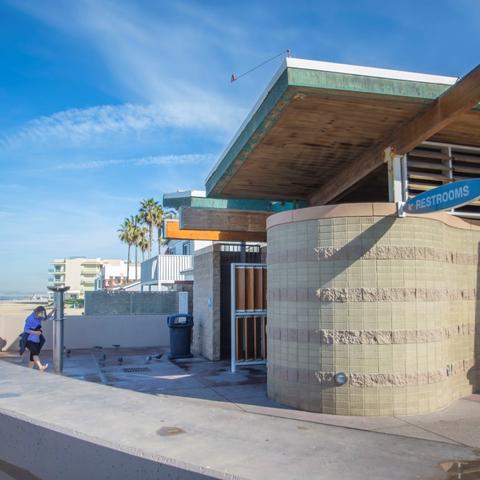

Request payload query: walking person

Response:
[23,306,54,371]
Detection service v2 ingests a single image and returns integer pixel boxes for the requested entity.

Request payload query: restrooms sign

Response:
[403,179,480,214]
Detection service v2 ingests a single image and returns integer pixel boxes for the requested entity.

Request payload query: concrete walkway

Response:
[1,353,480,479]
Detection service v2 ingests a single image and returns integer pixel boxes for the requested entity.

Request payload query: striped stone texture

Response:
[266,207,480,416]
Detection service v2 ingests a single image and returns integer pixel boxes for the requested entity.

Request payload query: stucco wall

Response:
[267,203,480,415]
[0,314,172,352]
[192,246,221,360]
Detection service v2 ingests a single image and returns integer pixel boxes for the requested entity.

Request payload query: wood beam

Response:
[165,220,266,242]
[310,64,480,205]
[180,207,269,233]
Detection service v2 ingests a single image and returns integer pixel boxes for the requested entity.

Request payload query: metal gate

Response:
[230,263,267,373]
[219,245,262,360]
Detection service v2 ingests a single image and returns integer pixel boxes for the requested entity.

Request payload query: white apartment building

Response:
[48,257,138,299]
[94,260,139,290]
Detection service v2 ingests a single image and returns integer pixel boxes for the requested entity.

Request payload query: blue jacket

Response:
[23,312,43,343]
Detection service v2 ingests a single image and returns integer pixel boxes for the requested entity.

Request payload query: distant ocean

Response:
[0,293,47,302]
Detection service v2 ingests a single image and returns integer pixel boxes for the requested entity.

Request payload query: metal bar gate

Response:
[230,263,267,373]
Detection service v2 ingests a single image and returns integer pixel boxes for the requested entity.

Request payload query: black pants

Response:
[26,340,42,362]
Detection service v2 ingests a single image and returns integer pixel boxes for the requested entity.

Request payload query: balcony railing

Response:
[81,268,99,276]
[141,254,193,284]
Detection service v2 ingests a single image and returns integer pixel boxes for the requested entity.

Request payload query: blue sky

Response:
[0,0,478,293]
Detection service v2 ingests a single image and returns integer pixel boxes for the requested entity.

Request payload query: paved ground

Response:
[2,349,480,479]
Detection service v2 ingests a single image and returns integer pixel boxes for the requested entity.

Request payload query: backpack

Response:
[19,332,29,355]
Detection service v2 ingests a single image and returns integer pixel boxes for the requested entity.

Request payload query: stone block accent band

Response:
[269,323,475,345]
[316,287,477,303]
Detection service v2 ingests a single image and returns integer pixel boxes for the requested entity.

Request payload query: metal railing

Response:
[219,243,261,253]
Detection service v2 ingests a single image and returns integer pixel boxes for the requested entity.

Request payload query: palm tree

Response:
[139,198,163,257]
[129,215,142,281]
[138,228,150,261]
[118,217,136,282]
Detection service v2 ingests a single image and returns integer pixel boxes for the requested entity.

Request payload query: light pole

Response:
[47,286,70,374]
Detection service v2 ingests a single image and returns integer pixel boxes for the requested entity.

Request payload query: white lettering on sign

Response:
[414,185,469,211]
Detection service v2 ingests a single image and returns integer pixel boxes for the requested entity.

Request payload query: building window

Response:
[182,242,191,255]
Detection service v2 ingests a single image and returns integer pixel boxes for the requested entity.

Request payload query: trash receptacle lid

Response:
[167,313,193,327]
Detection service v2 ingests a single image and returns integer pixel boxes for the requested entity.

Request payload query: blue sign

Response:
[403,179,480,214]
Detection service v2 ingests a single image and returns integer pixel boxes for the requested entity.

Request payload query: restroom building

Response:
[171,58,480,415]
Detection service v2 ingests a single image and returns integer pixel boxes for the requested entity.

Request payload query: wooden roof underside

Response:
[206,65,480,202]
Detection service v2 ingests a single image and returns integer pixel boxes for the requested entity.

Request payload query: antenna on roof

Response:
[230,49,292,83]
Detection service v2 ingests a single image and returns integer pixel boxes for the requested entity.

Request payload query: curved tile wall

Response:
[267,203,480,415]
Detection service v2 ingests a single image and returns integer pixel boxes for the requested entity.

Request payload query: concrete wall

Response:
[0,291,186,352]
[0,411,210,480]
[192,245,221,360]
[0,314,171,351]
[85,291,178,315]
[0,303,30,351]
[267,203,480,416]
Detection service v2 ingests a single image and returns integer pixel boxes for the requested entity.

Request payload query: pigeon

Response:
[66,349,71,358]
[145,355,152,364]
[117,357,123,364]
[154,353,163,360]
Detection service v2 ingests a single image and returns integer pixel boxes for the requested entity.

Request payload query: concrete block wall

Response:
[85,291,178,315]
[192,246,221,360]
[266,203,480,415]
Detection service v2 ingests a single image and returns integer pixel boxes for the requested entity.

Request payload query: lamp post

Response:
[47,286,70,374]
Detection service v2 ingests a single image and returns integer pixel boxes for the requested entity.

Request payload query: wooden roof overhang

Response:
[162,190,302,242]
[205,58,480,205]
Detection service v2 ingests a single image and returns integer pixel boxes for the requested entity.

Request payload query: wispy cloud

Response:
[133,154,215,166]
[6,0,253,149]
[1,102,239,149]
[55,153,215,170]
[2,104,164,147]
[55,159,124,170]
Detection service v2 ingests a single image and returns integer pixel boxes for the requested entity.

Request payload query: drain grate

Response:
[123,367,151,373]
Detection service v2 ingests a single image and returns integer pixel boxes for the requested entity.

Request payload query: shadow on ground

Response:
[4,348,480,450]
[0,348,284,410]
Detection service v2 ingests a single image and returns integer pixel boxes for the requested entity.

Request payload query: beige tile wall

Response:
[267,212,480,415]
